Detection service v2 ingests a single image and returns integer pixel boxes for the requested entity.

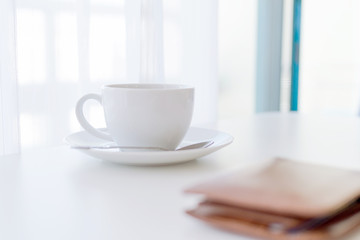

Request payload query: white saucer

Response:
[64,127,233,166]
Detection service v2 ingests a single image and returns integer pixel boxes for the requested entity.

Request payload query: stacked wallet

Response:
[185,158,360,240]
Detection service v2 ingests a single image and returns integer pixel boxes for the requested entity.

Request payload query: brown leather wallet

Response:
[185,158,360,240]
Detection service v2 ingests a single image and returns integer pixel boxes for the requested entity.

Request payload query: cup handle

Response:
[75,93,113,141]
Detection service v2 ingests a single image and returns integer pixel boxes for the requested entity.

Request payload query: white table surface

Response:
[1,112,360,240]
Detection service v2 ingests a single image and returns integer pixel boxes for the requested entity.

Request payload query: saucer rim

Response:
[65,127,233,152]
[64,127,233,165]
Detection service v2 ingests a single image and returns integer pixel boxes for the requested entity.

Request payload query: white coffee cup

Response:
[75,83,194,150]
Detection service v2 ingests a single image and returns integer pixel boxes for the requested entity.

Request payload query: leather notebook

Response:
[185,158,360,240]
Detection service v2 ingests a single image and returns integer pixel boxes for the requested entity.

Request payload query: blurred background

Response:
[4,0,360,151]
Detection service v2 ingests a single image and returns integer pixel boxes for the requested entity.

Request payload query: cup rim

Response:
[102,83,194,91]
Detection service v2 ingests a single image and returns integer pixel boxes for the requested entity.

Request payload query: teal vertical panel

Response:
[290,0,302,111]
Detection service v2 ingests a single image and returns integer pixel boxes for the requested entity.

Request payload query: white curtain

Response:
[0,0,218,154]
[0,0,20,155]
